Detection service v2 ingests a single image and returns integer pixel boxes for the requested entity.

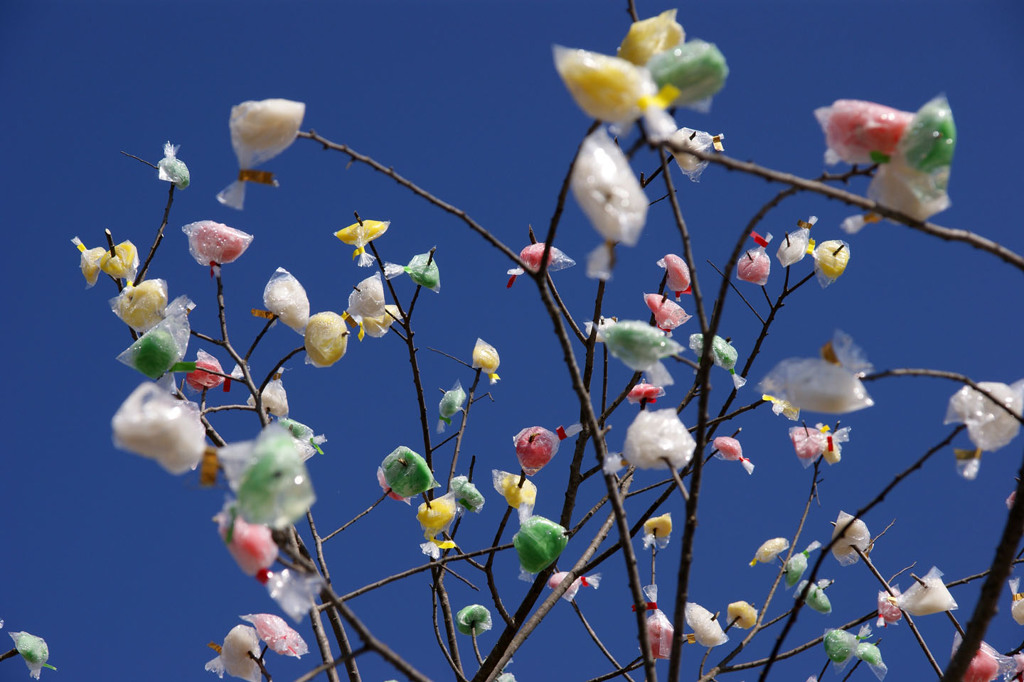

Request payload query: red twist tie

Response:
[255,568,271,585]
[631,601,657,612]
[506,275,517,289]
[556,426,567,440]
[827,436,834,452]
[209,262,216,278]
[751,231,769,248]
[223,377,231,392]
[580,576,590,587]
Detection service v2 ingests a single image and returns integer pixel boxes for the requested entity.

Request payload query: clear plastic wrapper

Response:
[1010,577,1024,625]
[384,252,440,293]
[248,376,289,418]
[334,219,389,267]
[831,511,869,565]
[71,236,108,287]
[789,424,828,468]
[952,633,1016,682]
[239,613,308,658]
[762,393,800,420]
[548,571,601,601]
[945,380,1024,451]
[570,129,647,279]
[641,585,673,659]
[263,268,309,333]
[643,513,672,550]
[796,579,832,614]
[218,98,305,209]
[456,604,492,636]
[553,45,656,125]
[814,100,914,165]
[205,624,260,682]
[685,602,728,647]
[347,272,386,341]
[99,239,139,283]
[750,537,789,566]
[737,235,772,286]
[712,436,753,474]
[216,506,278,576]
[812,239,850,288]
[304,312,349,367]
[727,601,757,629]
[9,631,55,679]
[112,382,206,474]
[617,9,684,66]
[657,254,691,297]
[867,158,951,222]
[628,381,665,405]
[877,588,903,628]
[776,216,816,267]
[472,338,501,384]
[513,424,582,475]
[955,447,983,480]
[236,425,315,529]
[379,446,437,500]
[182,221,254,266]
[821,425,851,465]
[418,492,458,559]
[158,141,190,189]
[623,408,695,470]
[784,540,821,588]
[116,295,192,379]
[110,278,168,332]
[493,470,537,522]
[645,293,691,333]
[593,318,683,387]
[437,380,467,433]
[513,515,568,575]
[451,475,485,513]
[898,566,957,615]
[840,212,882,235]
[260,568,323,623]
[760,355,873,415]
[668,127,715,181]
[362,304,402,338]
[506,242,575,287]
[278,418,326,460]
[689,333,745,389]
[646,39,729,111]
[899,96,956,174]
[187,349,226,391]
[823,626,863,668]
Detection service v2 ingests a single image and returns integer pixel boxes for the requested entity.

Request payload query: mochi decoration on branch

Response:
[727,601,757,629]
[636,584,674,659]
[157,141,190,189]
[790,423,850,467]
[622,408,695,470]
[815,100,914,166]
[590,318,683,387]
[738,231,772,286]
[71,236,109,288]
[750,537,789,567]
[796,579,833,614]
[646,38,729,112]
[112,381,206,474]
[186,349,226,391]
[215,506,278,577]
[378,446,438,503]
[944,379,1024,452]
[277,418,326,461]
[759,330,874,414]
[685,602,728,648]
[217,98,305,210]
[239,613,308,658]
[570,129,648,280]
[437,380,467,433]
[205,624,260,682]
[334,218,389,267]
[547,571,601,601]
[346,272,387,341]
[628,380,666,406]
[825,625,886,679]
[877,588,903,628]
[617,9,684,66]
[776,216,817,268]
[712,435,753,474]
[8,631,56,680]
[642,513,672,550]
[73,235,139,285]
[812,239,850,288]
[110,278,168,332]
[450,475,485,513]
[506,242,575,288]
[262,268,309,333]
[513,423,582,475]
[182,221,254,269]
[303,312,349,367]
[472,338,501,384]
[116,295,193,380]
[417,492,458,559]
[951,633,1016,682]
[668,127,719,181]
[831,511,870,565]
[513,515,569,578]
[898,566,957,616]
[689,332,746,389]
[784,540,821,588]
[657,253,691,297]
[645,293,691,333]
[361,304,402,338]
[235,424,316,529]
[456,605,492,636]
[1010,577,1024,625]
[492,470,537,523]
[384,251,440,293]
[248,375,288,417]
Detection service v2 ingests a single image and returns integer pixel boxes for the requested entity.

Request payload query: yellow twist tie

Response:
[357,323,366,342]
[352,246,365,260]
[638,84,681,111]
[684,633,697,644]
[954,448,982,461]
[433,539,457,550]
[251,308,275,319]
[488,373,500,383]
[805,238,816,255]
[1013,593,1024,602]
[712,135,725,152]
[238,169,276,185]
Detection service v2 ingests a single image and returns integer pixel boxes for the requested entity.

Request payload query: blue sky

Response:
[2,1,1024,681]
